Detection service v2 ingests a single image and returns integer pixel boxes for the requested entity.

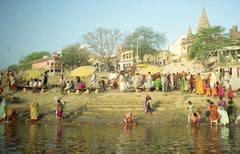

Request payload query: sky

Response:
[0,0,239,68]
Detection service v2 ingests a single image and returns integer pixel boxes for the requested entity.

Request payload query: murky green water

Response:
[0,122,240,153]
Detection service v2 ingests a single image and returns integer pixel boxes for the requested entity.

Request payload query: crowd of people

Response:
[59,75,86,94]
[0,69,239,126]
[187,97,240,126]
[118,71,237,98]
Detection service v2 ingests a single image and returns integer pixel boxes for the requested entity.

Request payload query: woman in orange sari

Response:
[206,84,211,97]
[210,101,218,125]
[211,84,217,97]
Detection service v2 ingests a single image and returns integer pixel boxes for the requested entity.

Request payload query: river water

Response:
[0,122,240,153]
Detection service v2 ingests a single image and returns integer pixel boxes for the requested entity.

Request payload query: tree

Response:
[61,43,90,69]
[123,26,166,62]
[83,28,121,72]
[8,64,19,72]
[189,26,233,65]
[19,51,51,70]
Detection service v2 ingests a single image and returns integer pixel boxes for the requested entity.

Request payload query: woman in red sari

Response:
[217,83,224,97]
[228,84,233,99]
[210,101,218,125]
[189,74,195,93]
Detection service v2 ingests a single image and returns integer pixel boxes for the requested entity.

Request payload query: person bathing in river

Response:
[0,97,16,122]
[217,107,229,126]
[30,101,39,123]
[227,98,237,123]
[187,101,194,125]
[210,101,218,125]
[55,97,66,121]
[123,112,134,125]
[145,94,152,114]
[205,99,211,123]
[191,112,200,125]
[0,98,7,122]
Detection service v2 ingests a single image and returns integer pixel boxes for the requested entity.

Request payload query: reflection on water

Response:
[0,122,240,153]
[55,124,62,144]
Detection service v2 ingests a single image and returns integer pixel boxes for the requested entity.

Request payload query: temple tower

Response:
[197,8,210,32]
[181,26,193,55]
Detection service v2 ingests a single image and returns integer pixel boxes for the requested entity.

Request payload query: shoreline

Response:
[2,88,240,125]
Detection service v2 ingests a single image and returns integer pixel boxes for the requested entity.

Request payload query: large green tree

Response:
[61,43,90,69]
[19,51,51,70]
[83,28,121,72]
[8,64,19,72]
[123,26,166,62]
[189,26,233,65]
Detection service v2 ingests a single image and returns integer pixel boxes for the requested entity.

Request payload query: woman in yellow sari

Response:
[30,101,39,123]
[195,73,204,95]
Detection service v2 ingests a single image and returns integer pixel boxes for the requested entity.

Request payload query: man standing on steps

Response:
[146,72,152,91]
[59,75,65,94]
[91,71,97,87]
[43,71,48,88]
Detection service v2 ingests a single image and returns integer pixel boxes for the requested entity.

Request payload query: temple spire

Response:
[187,26,192,37]
[197,8,210,32]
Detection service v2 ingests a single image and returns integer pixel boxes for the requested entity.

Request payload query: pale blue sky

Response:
[0,0,239,68]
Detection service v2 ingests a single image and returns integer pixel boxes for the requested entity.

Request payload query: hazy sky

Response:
[0,0,239,68]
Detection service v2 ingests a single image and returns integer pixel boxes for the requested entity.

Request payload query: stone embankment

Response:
[5,88,240,125]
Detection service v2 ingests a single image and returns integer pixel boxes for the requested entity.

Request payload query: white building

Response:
[168,35,187,56]
[118,50,134,71]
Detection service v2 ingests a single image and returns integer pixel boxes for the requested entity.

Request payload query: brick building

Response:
[31,52,62,72]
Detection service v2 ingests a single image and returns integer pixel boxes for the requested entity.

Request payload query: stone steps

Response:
[87,104,144,108]
[86,105,183,110]
[76,91,213,120]
[89,97,184,102]
[82,109,183,116]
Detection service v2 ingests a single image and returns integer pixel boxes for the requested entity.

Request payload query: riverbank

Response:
[2,87,239,125]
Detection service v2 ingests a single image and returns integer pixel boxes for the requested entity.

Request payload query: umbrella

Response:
[70,66,96,77]
[138,65,161,75]
[23,69,45,80]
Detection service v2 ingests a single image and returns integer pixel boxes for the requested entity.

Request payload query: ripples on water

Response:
[0,122,240,153]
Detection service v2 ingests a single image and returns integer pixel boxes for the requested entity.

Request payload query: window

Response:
[237,50,240,55]
[223,51,230,57]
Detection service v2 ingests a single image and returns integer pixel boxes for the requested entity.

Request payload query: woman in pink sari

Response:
[55,97,66,121]
[218,83,224,97]
[78,80,86,91]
